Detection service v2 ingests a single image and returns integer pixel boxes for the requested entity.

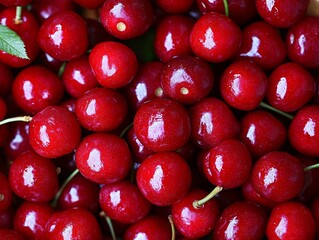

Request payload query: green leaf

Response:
[0,24,29,59]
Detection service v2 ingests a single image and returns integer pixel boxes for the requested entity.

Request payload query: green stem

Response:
[304,163,319,172]
[120,122,133,138]
[0,116,32,125]
[100,212,116,240]
[193,186,223,209]
[58,61,66,78]
[259,101,294,120]
[223,0,229,17]
[14,6,23,24]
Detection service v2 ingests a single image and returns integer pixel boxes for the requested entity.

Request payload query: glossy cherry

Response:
[251,151,305,202]
[75,87,128,132]
[266,201,316,240]
[136,151,192,206]
[0,172,12,212]
[75,132,132,184]
[9,150,59,202]
[133,98,191,152]
[29,106,82,159]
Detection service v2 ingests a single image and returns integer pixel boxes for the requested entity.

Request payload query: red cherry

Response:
[75,132,132,184]
[189,97,240,150]
[266,62,316,112]
[251,151,305,202]
[99,0,155,39]
[220,59,267,111]
[133,98,191,152]
[37,10,88,61]
[288,105,319,156]
[0,0,32,6]
[89,41,138,89]
[212,201,268,240]
[266,201,316,240]
[9,150,59,202]
[160,56,214,105]
[0,229,25,240]
[0,172,12,212]
[13,201,54,240]
[136,151,192,206]
[72,0,104,9]
[190,12,242,63]
[12,65,64,114]
[0,97,7,120]
[154,0,194,13]
[29,106,82,159]
[0,205,15,229]
[75,87,128,132]
[44,208,102,240]
[60,98,76,113]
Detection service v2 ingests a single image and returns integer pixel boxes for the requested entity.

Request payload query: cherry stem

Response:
[168,215,175,240]
[0,115,32,125]
[0,194,4,201]
[259,101,294,120]
[223,0,229,17]
[100,212,116,240]
[120,122,133,138]
[193,186,223,209]
[58,61,66,78]
[14,6,23,24]
[304,163,319,171]
[51,168,79,208]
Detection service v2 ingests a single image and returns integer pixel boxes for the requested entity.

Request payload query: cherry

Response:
[190,12,242,63]
[72,0,104,9]
[0,229,25,239]
[212,201,268,240]
[160,56,214,105]
[154,0,194,13]
[136,151,192,206]
[266,62,316,112]
[9,150,59,202]
[236,21,287,70]
[75,87,128,132]
[0,205,15,229]
[239,110,287,158]
[89,41,138,89]
[220,59,268,111]
[266,201,316,240]
[0,172,12,212]
[28,106,82,159]
[0,96,7,120]
[99,180,151,224]
[288,104,319,156]
[60,98,76,113]
[123,215,172,240]
[44,208,102,240]
[0,62,13,97]
[251,151,305,203]
[0,0,32,6]
[62,55,99,98]
[255,0,310,28]
[133,98,191,152]
[12,65,64,114]
[37,10,88,61]
[189,97,240,150]
[75,132,132,184]
[286,16,319,69]
[171,188,220,239]
[99,0,155,40]
[154,14,194,62]
[13,201,54,240]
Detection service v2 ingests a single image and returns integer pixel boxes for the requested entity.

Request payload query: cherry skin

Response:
[29,106,82,159]
[212,201,268,240]
[75,132,132,184]
[154,0,194,13]
[266,62,316,112]
[0,62,13,97]
[288,105,319,157]
[0,229,25,240]
[255,0,310,28]
[220,59,267,111]
[236,21,287,70]
[160,56,214,105]
[133,98,191,152]
[0,205,15,229]
[44,208,102,240]
[0,96,7,120]
[0,0,32,6]
[100,0,154,40]
[89,41,138,89]
[75,87,128,132]
[190,12,242,63]
[37,10,88,61]
[13,201,54,240]
[99,180,151,224]
[239,110,287,158]
[62,55,99,98]
[136,151,192,206]
[251,151,305,203]
[9,150,59,203]
[72,0,104,8]
[189,97,240,150]
[12,65,64,114]
[154,14,194,62]
[171,188,220,239]
[0,172,12,212]
[286,16,319,69]
[266,201,316,240]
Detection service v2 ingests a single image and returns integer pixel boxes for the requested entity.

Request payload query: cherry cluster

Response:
[0,0,319,239]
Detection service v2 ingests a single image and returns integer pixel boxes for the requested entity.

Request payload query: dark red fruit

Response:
[0,62,13,97]
[0,229,25,240]
[72,0,104,8]
[0,172,12,212]
[155,0,194,13]
[0,0,32,6]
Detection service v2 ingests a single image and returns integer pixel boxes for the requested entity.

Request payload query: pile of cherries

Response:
[1,0,319,239]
